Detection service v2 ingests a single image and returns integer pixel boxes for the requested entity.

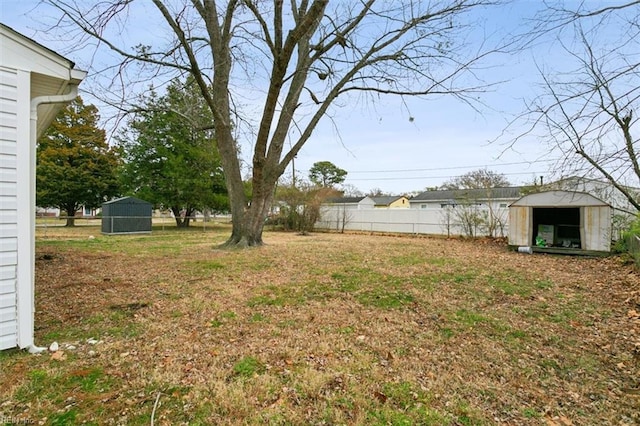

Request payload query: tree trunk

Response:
[171,206,186,228]
[64,207,76,227]
[182,207,194,228]
[221,186,274,248]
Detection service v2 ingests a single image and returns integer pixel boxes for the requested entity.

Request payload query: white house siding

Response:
[1,24,86,351]
[0,67,18,350]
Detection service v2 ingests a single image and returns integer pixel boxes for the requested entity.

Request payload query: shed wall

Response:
[582,206,611,251]
[0,67,18,350]
[102,199,152,234]
[508,206,530,247]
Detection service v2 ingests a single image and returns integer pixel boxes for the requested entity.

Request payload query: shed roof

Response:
[410,186,523,202]
[103,196,152,205]
[510,190,609,207]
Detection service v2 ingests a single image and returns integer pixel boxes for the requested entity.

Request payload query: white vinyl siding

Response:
[0,66,18,350]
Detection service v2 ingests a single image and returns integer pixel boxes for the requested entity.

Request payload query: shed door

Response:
[508,206,530,246]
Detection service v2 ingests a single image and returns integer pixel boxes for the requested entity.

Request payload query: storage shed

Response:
[1,24,86,351]
[102,197,153,234]
[508,190,612,253]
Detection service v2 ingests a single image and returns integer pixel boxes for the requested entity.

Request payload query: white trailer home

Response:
[1,24,86,351]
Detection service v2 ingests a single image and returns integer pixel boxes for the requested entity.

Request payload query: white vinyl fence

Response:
[316,206,510,237]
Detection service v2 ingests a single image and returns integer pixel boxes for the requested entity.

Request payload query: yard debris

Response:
[48,341,58,352]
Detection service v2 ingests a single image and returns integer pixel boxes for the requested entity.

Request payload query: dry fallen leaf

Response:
[373,391,388,403]
[51,351,67,361]
[559,415,573,425]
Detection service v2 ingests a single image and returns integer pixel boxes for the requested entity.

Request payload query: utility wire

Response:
[334,159,556,174]
[345,170,548,182]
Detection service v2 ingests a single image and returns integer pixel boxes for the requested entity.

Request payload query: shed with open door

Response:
[508,190,612,253]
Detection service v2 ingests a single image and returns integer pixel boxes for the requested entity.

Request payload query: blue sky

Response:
[0,1,619,195]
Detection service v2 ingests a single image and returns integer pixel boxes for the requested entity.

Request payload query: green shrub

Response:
[616,215,640,266]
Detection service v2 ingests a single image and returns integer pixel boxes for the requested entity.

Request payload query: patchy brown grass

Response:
[1,224,639,425]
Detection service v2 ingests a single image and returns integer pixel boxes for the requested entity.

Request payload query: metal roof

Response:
[510,190,610,207]
[410,187,523,202]
[103,196,152,205]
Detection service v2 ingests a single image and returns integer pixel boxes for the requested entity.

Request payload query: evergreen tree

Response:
[36,97,120,226]
[119,77,228,227]
[309,161,348,188]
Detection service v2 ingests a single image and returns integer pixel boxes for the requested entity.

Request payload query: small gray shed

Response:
[508,190,612,253]
[102,196,152,235]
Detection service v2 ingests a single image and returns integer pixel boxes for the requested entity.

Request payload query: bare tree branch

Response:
[505,2,640,213]
[46,0,505,246]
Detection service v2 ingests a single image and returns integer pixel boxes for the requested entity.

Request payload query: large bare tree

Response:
[48,0,500,246]
[517,1,640,212]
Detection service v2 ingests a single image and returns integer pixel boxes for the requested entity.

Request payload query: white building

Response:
[323,196,376,210]
[408,187,523,211]
[546,176,638,214]
[1,24,86,351]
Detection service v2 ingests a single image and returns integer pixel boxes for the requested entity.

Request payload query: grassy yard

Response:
[1,224,639,425]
